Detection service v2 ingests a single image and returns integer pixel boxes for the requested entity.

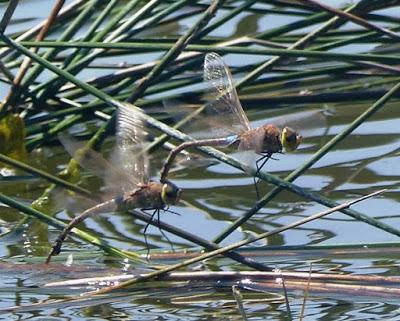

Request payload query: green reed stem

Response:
[26,114,83,150]
[35,0,188,100]
[25,100,101,126]
[57,0,120,71]
[34,0,154,100]
[239,89,400,105]
[127,210,272,271]
[191,1,312,16]
[88,190,384,294]
[313,25,400,52]
[0,0,18,33]
[236,2,358,90]
[0,0,86,61]
[213,78,400,243]
[322,77,398,92]
[0,153,96,200]
[0,34,118,106]
[127,0,225,103]
[55,0,226,161]
[10,41,400,64]
[0,193,143,262]
[1,0,99,114]
[257,11,328,39]
[299,0,400,41]
[3,30,399,245]
[197,0,257,39]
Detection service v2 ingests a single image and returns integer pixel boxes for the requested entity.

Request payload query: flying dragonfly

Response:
[46,104,182,264]
[160,52,304,198]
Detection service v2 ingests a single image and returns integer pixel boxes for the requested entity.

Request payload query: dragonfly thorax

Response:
[260,124,283,153]
[239,125,282,154]
[117,181,181,210]
[118,182,167,211]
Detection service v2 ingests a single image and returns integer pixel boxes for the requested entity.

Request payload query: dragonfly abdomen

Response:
[45,198,118,264]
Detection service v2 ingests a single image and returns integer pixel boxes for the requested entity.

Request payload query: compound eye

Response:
[284,128,296,142]
[166,185,175,197]
[282,127,302,152]
[162,183,181,204]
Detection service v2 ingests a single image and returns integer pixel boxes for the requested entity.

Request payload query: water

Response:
[1,1,400,320]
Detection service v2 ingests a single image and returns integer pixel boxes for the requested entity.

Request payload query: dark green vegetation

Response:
[0,0,399,320]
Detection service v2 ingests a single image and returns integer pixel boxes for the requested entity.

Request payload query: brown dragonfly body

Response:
[160,53,304,197]
[117,181,180,211]
[236,124,283,154]
[160,53,302,181]
[46,105,181,264]
[161,123,299,180]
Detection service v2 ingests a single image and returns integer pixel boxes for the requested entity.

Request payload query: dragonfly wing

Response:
[58,133,133,194]
[203,52,251,136]
[236,129,266,172]
[112,104,149,189]
[163,99,232,140]
[162,53,250,140]
[235,150,258,174]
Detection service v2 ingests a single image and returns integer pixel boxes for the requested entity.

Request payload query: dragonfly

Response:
[160,52,303,198]
[46,104,182,264]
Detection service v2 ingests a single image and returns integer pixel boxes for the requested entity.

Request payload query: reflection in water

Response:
[0,96,399,320]
[1,0,400,319]
[0,97,399,320]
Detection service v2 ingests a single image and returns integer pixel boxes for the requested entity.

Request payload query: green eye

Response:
[165,185,175,197]
[281,127,302,152]
[161,182,182,204]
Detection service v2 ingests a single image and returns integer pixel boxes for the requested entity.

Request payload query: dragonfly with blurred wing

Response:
[46,104,182,264]
[160,52,307,198]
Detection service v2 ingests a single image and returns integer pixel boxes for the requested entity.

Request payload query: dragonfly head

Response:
[281,127,302,152]
[161,179,182,205]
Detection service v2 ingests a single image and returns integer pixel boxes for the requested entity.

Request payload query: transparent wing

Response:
[110,104,149,189]
[58,133,137,195]
[202,52,251,136]
[163,53,251,140]
[236,129,266,173]
[236,150,258,174]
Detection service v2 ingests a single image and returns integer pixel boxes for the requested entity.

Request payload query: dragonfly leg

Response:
[269,151,282,161]
[143,209,158,261]
[253,153,272,200]
[156,209,175,253]
[143,209,175,260]
[164,207,181,216]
